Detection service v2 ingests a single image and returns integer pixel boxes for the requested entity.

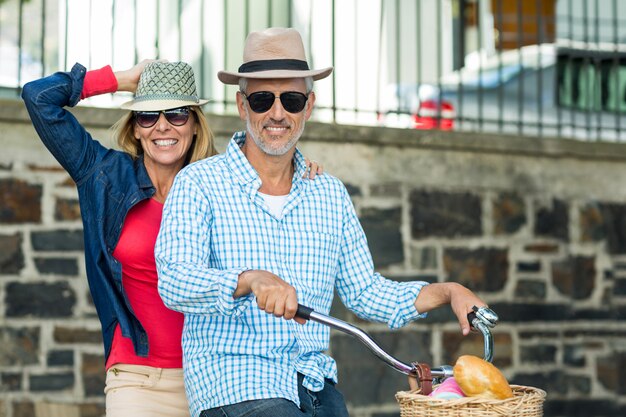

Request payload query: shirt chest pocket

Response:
[285,229,341,290]
[94,171,126,233]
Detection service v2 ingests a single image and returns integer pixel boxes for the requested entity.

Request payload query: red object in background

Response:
[414,99,455,130]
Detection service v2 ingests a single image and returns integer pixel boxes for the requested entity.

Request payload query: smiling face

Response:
[133,108,198,172]
[237,77,315,157]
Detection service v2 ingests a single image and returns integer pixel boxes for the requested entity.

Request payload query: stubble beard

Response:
[245,108,305,156]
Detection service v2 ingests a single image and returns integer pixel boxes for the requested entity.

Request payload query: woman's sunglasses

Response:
[242,91,309,114]
[134,107,191,128]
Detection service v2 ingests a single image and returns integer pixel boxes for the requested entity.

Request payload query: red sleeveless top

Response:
[106,198,183,369]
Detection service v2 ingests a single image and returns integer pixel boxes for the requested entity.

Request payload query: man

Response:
[155,27,486,417]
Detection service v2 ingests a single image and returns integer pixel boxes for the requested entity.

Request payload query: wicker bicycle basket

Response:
[395,385,546,417]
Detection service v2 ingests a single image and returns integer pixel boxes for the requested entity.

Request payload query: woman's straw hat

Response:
[121,61,208,111]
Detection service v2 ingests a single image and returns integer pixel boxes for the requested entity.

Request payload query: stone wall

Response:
[1,97,626,417]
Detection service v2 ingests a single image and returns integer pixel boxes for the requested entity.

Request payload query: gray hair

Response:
[239,77,314,94]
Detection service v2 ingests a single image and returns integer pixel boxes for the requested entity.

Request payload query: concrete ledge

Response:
[4,97,626,162]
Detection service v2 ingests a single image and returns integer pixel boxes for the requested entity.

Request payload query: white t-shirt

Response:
[259,192,288,218]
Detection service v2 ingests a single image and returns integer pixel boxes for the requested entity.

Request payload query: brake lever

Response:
[466,305,499,363]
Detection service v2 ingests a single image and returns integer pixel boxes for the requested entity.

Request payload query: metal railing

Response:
[1,0,625,141]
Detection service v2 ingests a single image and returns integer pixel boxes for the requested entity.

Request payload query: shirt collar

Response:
[226,132,258,186]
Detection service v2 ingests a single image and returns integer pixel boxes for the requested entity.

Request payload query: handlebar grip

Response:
[296,304,314,320]
[467,311,477,328]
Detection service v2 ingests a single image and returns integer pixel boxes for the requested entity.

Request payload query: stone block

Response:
[0,179,42,224]
[34,403,80,417]
[371,413,400,417]
[551,256,595,300]
[31,230,84,251]
[517,261,541,272]
[420,307,456,324]
[520,344,557,364]
[512,370,566,395]
[515,279,546,299]
[78,403,106,417]
[370,182,401,197]
[58,176,76,187]
[580,202,626,254]
[410,190,481,238]
[384,274,437,284]
[564,329,626,338]
[597,351,626,394]
[54,198,81,221]
[443,248,508,292]
[534,199,568,241]
[493,193,526,235]
[81,353,105,397]
[34,257,79,276]
[524,243,559,253]
[29,373,74,392]
[570,308,615,320]
[0,233,24,274]
[579,203,605,242]
[519,330,560,338]
[488,303,571,322]
[5,282,76,317]
[86,289,96,309]
[563,345,586,367]
[567,375,591,394]
[442,331,483,364]
[47,350,74,367]
[0,327,39,366]
[53,326,102,345]
[614,278,626,296]
[344,183,361,197]
[409,246,437,270]
[545,399,624,417]
[1,372,22,391]
[27,164,64,173]
[332,330,431,407]
[441,332,512,369]
[12,402,35,417]
[361,207,403,268]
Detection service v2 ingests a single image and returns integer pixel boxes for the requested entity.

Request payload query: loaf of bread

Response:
[453,355,513,400]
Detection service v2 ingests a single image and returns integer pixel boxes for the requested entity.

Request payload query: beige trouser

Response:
[105,364,189,417]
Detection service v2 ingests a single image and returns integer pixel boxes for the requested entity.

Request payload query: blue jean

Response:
[199,374,350,417]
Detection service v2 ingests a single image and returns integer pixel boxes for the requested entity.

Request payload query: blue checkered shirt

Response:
[155,132,428,416]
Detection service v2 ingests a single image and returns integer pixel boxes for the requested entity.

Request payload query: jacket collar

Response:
[135,154,157,190]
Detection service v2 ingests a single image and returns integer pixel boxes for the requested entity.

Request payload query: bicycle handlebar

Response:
[295,304,499,381]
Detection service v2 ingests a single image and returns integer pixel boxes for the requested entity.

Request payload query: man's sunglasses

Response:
[134,107,191,128]
[242,91,309,114]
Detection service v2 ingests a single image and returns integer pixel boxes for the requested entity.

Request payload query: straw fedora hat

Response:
[121,61,209,111]
[218,27,333,85]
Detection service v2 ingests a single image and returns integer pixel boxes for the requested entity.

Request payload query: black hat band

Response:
[238,59,310,73]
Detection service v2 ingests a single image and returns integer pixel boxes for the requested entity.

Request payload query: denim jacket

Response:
[22,63,154,360]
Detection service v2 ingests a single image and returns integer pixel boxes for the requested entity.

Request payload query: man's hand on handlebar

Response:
[235,270,307,324]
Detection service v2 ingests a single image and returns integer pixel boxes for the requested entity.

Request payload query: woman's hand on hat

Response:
[115,59,166,93]
[304,157,324,179]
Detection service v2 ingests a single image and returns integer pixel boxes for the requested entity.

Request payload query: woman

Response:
[21,60,322,417]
